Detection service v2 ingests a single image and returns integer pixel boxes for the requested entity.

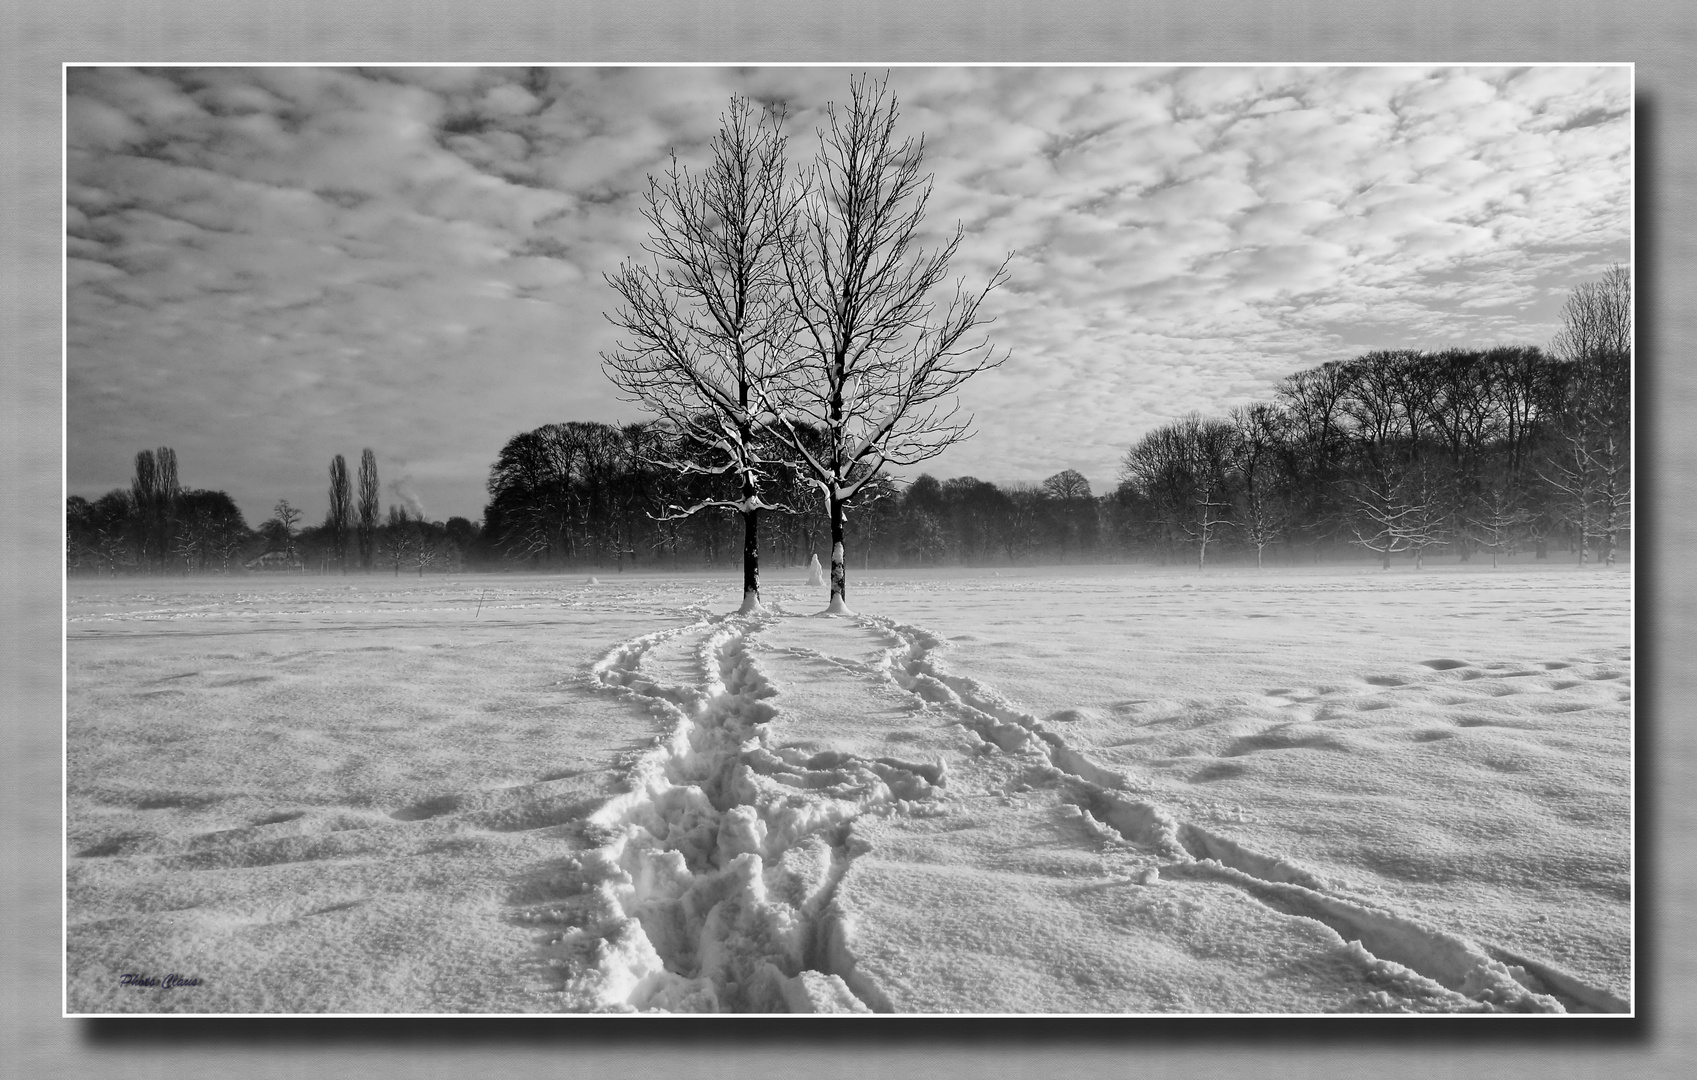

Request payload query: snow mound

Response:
[805,555,826,588]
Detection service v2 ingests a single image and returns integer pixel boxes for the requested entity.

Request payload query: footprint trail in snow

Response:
[540,604,1626,1014]
[524,612,944,1012]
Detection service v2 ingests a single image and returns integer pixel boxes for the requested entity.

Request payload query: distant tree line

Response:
[66,447,482,577]
[478,419,1152,572]
[483,269,1629,574]
[1115,265,1631,569]
[68,261,1629,578]
[67,447,253,575]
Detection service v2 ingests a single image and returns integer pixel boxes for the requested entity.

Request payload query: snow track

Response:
[530,615,939,1012]
[865,614,1629,1015]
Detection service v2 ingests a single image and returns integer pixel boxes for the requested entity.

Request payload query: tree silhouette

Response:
[269,500,301,563]
[1041,469,1095,561]
[1544,265,1631,565]
[129,447,179,573]
[327,454,352,572]
[357,449,380,571]
[1230,404,1290,569]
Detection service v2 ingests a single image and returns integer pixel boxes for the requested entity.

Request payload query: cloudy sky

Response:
[66,65,1632,525]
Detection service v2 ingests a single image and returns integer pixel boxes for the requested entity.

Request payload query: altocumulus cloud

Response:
[67,65,1630,520]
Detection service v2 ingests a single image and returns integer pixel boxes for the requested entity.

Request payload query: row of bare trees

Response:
[67,445,480,577]
[1116,267,1631,569]
[259,450,477,575]
[253,495,471,576]
[601,77,1008,613]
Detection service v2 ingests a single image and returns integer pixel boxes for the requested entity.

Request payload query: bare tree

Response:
[1349,461,1446,569]
[1467,473,1531,569]
[129,447,179,572]
[269,500,302,564]
[603,95,796,613]
[1230,404,1290,569]
[129,450,159,571]
[1551,264,1632,369]
[1419,349,1497,559]
[1483,346,1557,477]
[1184,417,1238,569]
[327,454,352,572]
[357,448,380,571]
[1545,264,1631,566]
[1000,485,1043,563]
[1544,434,1625,566]
[767,75,1010,612]
[1126,414,1238,569]
[486,424,580,564]
[103,492,139,573]
[1120,421,1192,564]
[1041,469,1095,561]
[382,505,418,575]
[1273,362,1355,559]
[379,505,443,576]
[155,446,179,570]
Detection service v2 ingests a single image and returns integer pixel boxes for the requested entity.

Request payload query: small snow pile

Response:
[805,555,826,588]
[587,576,600,585]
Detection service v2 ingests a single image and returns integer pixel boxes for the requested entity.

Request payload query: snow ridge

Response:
[536,615,935,1012]
[864,614,1625,1015]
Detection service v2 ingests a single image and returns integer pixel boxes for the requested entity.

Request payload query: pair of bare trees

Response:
[602,77,1009,613]
[321,449,383,571]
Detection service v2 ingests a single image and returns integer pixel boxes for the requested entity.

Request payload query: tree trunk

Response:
[1600,496,1617,566]
[739,503,762,614]
[827,494,852,614]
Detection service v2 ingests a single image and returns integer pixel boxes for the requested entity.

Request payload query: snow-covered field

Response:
[64,562,1631,1015]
